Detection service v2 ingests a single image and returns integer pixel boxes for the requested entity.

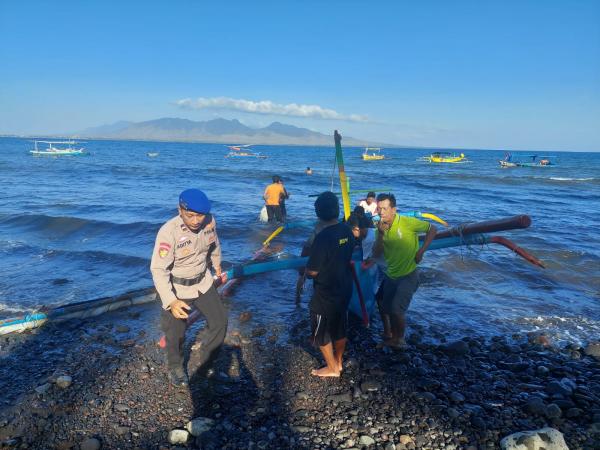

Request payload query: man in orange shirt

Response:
[263,175,285,222]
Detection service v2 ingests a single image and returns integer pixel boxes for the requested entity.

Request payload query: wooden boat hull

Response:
[30,150,85,156]
[430,156,465,163]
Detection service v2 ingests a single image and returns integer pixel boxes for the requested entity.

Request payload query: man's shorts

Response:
[310,310,348,347]
[379,270,419,315]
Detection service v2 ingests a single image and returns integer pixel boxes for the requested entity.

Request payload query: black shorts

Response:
[310,310,348,347]
[380,270,419,315]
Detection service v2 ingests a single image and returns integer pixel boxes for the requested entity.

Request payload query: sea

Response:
[0,137,598,345]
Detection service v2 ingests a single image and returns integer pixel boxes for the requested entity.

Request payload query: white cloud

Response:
[174,96,369,122]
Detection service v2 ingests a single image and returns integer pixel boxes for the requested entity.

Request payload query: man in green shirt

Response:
[373,193,437,348]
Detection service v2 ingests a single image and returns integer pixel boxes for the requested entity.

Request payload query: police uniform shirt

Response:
[150,215,221,309]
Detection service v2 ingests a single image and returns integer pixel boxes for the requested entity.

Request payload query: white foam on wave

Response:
[550,177,594,182]
[515,314,600,345]
[0,302,32,317]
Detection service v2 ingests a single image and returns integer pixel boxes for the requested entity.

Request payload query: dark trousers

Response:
[280,200,287,222]
[266,205,283,222]
[160,285,228,371]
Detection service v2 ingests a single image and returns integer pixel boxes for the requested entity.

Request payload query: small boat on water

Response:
[147,152,160,157]
[30,140,86,156]
[362,147,385,161]
[418,152,467,164]
[225,145,267,159]
[499,153,556,168]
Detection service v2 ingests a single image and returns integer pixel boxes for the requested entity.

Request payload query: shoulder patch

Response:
[158,242,171,258]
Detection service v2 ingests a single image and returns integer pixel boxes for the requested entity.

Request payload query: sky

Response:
[1,0,599,151]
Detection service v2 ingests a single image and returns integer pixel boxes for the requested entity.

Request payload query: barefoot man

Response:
[372,193,436,349]
[305,191,354,377]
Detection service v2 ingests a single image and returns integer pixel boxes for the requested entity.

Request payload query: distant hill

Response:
[79,118,381,146]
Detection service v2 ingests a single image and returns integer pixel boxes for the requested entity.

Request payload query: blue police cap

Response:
[179,189,211,214]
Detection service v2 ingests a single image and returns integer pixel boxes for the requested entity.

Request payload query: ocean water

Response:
[0,137,598,344]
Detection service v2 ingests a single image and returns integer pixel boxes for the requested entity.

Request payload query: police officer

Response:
[151,189,228,387]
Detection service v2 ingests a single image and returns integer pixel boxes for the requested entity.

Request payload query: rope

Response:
[329,153,337,192]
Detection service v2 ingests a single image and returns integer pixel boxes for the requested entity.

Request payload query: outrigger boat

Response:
[362,147,385,161]
[225,144,267,159]
[30,140,86,156]
[499,153,556,168]
[0,131,545,337]
[418,151,467,164]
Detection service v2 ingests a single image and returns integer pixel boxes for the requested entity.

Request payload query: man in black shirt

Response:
[306,191,354,377]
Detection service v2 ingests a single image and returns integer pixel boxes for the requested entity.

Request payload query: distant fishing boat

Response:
[30,140,86,156]
[146,152,160,157]
[225,144,267,159]
[362,147,385,161]
[418,152,467,164]
[499,153,556,168]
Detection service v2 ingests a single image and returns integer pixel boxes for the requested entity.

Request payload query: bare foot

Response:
[311,366,341,377]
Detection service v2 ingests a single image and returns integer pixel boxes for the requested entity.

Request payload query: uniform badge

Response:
[158,242,171,258]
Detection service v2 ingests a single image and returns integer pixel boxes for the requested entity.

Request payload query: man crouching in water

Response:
[305,192,354,377]
[151,189,228,387]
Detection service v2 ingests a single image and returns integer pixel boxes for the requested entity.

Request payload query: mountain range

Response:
[79,118,381,146]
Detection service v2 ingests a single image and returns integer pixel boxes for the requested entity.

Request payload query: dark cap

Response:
[367,191,376,198]
[314,191,339,221]
[179,189,211,214]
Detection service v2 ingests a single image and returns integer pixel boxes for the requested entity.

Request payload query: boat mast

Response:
[334,130,351,220]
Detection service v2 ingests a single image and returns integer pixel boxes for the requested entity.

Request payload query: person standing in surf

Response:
[305,191,354,377]
[278,177,290,222]
[373,193,436,349]
[150,189,228,387]
[263,175,286,223]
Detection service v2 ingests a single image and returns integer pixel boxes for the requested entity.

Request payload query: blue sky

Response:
[1,1,599,151]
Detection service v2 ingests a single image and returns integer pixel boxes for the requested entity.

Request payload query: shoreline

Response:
[1,299,599,449]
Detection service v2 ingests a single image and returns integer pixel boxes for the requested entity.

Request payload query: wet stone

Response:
[80,438,101,450]
[361,381,382,392]
[328,392,352,403]
[168,429,189,445]
[545,403,562,419]
[359,435,376,446]
[55,376,72,389]
[449,392,465,403]
[296,391,309,400]
[525,396,546,415]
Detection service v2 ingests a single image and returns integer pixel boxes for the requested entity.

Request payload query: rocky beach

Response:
[1,293,599,450]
